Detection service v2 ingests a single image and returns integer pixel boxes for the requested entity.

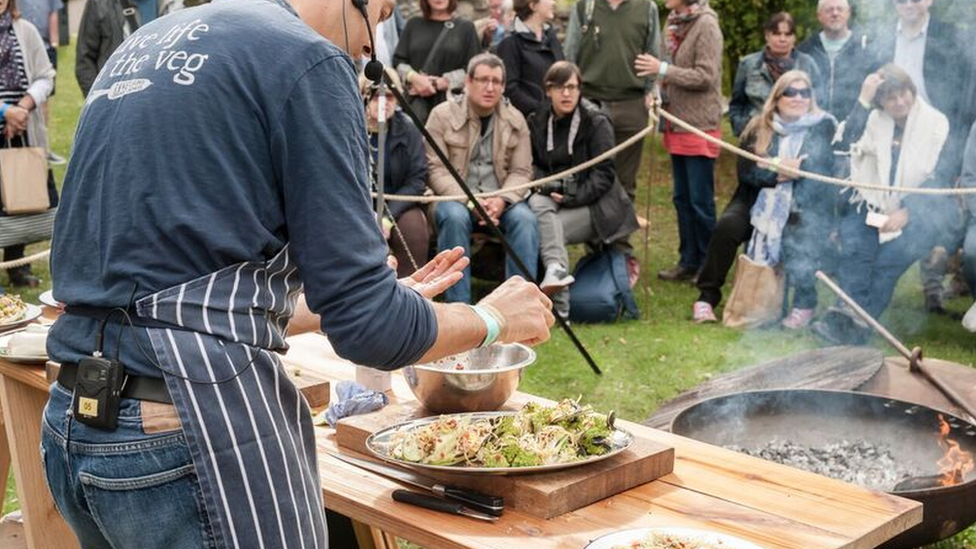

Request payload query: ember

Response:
[936,414,975,487]
[727,440,924,492]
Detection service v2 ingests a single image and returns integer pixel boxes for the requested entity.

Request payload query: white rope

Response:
[376,105,976,203]
[0,248,49,270]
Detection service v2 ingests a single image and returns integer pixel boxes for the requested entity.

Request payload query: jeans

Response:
[963,223,976,296]
[435,200,539,303]
[837,209,932,319]
[41,383,216,549]
[671,154,716,270]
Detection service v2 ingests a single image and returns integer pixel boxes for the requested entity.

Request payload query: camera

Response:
[537,174,578,201]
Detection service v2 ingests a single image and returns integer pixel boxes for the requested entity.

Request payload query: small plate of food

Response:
[0,295,41,329]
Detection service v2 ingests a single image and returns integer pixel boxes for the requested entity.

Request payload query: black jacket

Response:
[373,111,429,219]
[75,0,127,97]
[797,28,877,120]
[733,117,838,225]
[497,23,564,118]
[527,100,639,244]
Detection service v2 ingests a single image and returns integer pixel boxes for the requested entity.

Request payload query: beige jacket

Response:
[12,18,55,152]
[425,94,532,204]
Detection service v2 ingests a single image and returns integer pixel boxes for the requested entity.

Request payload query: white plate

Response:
[366,410,633,475]
[0,303,42,329]
[38,290,61,308]
[583,527,767,549]
[0,333,47,364]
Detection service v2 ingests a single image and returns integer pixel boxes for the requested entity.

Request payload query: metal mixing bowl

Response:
[403,343,536,413]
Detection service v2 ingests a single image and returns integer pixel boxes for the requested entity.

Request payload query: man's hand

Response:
[478,197,506,226]
[400,246,469,299]
[634,53,662,77]
[478,276,554,346]
[881,208,910,233]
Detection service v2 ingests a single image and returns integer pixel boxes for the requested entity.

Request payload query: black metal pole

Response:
[388,86,601,376]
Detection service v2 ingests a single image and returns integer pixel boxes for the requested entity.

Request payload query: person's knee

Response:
[528,193,556,215]
[503,202,538,231]
[436,202,471,230]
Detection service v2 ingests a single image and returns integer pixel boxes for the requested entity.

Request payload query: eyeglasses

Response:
[547,83,580,94]
[471,76,504,88]
[782,87,813,99]
[895,0,923,5]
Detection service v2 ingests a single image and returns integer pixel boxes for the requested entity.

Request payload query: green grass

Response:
[4,41,976,549]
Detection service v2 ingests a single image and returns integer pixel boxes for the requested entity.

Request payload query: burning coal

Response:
[936,414,975,487]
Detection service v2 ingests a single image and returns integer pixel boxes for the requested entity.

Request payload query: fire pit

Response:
[671,390,976,549]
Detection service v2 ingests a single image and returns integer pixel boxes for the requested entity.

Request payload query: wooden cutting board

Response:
[335,398,674,519]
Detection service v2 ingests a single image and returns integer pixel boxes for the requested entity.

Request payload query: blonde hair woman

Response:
[693,70,837,326]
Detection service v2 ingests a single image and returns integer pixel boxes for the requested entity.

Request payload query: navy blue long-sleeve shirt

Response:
[48,0,437,376]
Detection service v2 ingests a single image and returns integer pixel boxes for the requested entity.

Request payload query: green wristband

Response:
[470,305,501,348]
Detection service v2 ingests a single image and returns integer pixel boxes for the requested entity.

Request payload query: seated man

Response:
[426,53,539,303]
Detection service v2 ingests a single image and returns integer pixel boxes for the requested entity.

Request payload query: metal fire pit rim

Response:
[668,388,976,498]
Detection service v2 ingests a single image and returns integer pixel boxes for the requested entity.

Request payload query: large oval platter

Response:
[583,527,767,549]
[365,410,633,475]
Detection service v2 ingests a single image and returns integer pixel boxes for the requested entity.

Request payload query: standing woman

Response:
[634,0,723,282]
[362,69,431,278]
[728,12,822,137]
[394,0,481,124]
[0,0,55,288]
[496,0,563,118]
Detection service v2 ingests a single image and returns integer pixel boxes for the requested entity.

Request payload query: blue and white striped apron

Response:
[133,245,326,549]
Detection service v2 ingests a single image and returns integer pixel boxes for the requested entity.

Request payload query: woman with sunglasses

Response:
[693,70,836,326]
[527,61,638,319]
[814,64,955,344]
[361,69,431,278]
[728,11,823,138]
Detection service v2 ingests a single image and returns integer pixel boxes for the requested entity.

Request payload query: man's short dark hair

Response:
[467,53,506,82]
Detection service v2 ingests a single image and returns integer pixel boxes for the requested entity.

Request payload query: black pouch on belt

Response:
[72,356,125,431]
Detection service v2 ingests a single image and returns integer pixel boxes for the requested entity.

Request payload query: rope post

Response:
[641,99,661,321]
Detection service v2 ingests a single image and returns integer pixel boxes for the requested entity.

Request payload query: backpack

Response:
[569,249,640,323]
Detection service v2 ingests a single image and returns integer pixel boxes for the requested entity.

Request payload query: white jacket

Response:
[11,17,56,152]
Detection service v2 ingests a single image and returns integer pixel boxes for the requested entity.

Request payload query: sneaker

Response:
[47,151,67,165]
[658,264,696,282]
[692,301,717,323]
[540,264,574,294]
[782,308,815,330]
[625,255,640,288]
[963,302,976,333]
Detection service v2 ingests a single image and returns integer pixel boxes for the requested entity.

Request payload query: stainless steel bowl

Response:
[403,343,536,413]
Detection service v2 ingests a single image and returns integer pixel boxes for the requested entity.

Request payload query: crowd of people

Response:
[3,0,976,340]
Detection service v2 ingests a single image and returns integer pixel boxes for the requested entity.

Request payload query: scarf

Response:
[0,12,21,93]
[763,48,795,83]
[664,3,706,60]
[748,111,831,265]
[547,106,581,157]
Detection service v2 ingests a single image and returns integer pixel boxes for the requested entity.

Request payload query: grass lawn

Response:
[4,43,976,548]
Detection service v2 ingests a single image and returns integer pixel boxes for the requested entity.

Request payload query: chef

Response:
[42,0,554,547]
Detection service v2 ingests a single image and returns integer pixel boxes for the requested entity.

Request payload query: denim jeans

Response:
[41,383,216,549]
[435,200,539,303]
[963,223,976,296]
[671,154,716,270]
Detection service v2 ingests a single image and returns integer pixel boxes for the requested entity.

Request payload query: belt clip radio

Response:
[72,313,127,431]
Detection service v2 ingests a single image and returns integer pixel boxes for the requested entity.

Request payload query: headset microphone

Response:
[353,0,385,83]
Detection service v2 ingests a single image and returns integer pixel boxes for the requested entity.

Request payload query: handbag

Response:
[0,136,50,215]
[722,254,785,329]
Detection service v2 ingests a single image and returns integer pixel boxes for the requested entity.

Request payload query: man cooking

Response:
[42,0,555,547]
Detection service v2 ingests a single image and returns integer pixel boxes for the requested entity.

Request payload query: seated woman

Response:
[814,64,955,344]
[361,69,430,278]
[527,61,639,318]
[693,70,836,327]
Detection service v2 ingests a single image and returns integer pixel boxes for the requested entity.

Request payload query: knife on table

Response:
[326,451,504,516]
[391,489,499,522]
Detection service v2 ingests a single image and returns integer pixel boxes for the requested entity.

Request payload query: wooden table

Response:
[1,332,923,549]
[281,334,923,549]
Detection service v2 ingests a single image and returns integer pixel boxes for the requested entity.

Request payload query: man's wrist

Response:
[469,304,501,347]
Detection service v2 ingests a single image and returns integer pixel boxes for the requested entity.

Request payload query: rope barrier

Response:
[375,104,976,203]
[0,249,49,270]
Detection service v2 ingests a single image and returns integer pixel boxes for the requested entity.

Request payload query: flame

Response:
[936,414,975,487]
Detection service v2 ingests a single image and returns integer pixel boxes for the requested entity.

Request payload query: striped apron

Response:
[133,244,327,549]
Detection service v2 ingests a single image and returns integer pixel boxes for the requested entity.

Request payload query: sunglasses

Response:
[895,0,923,5]
[782,87,813,99]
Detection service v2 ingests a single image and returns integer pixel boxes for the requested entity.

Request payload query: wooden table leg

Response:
[0,375,78,549]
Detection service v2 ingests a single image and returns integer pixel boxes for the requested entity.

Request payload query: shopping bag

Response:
[722,254,784,329]
[0,142,49,214]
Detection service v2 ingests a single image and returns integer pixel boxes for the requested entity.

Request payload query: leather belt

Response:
[57,362,173,405]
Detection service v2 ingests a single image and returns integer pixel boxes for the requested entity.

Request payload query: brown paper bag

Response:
[723,254,785,329]
[1,145,49,214]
